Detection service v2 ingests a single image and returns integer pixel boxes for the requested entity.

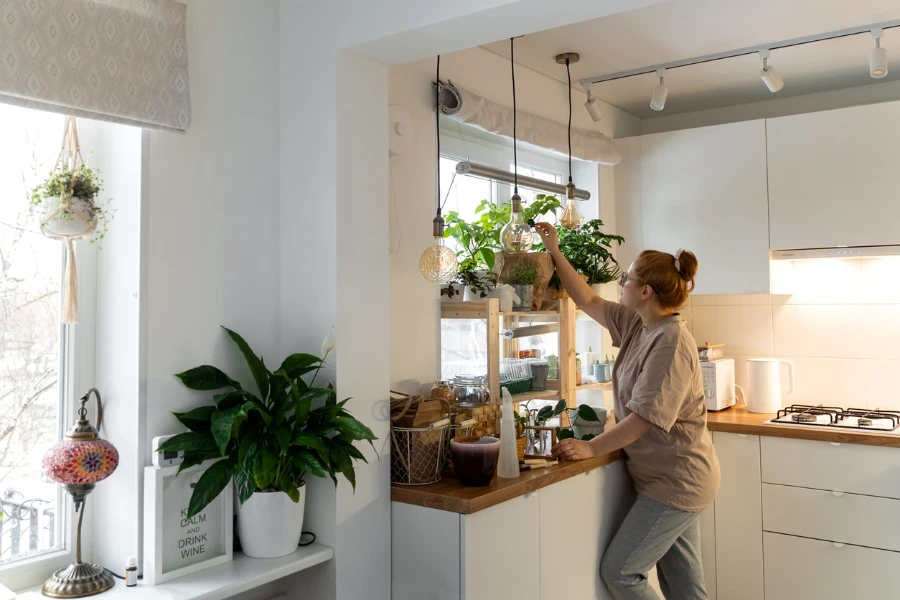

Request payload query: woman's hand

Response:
[551,437,596,461]
[534,222,560,254]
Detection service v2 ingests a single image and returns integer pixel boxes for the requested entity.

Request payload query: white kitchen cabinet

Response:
[767,100,900,250]
[640,120,770,294]
[712,432,764,600]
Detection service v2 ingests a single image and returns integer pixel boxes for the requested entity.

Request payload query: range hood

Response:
[771,245,900,260]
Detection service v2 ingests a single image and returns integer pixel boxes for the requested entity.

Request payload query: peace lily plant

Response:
[159,326,374,558]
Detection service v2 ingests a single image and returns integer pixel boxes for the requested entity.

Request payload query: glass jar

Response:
[452,375,487,408]
[429,380,453,403]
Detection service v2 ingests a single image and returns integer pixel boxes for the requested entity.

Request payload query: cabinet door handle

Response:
[832,491,845,497]
[830,442,841,446]
[833,542,845,549]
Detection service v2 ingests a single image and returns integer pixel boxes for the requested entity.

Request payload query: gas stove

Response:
[766,405,900,433]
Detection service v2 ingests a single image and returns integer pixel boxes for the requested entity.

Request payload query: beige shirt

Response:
[605,301,720,512]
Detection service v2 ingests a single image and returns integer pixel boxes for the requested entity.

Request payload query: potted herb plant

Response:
[547,219,624,298]
[158,327,375,559]
[559,404,609,441]
[506,260,539,312]
[31,163,109,243]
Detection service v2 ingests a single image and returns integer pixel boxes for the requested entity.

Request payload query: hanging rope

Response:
[510,38,518,195]
[566,58,573,185]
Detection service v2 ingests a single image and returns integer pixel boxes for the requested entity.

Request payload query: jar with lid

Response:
[429,380,453,403]
[452,375,487,408]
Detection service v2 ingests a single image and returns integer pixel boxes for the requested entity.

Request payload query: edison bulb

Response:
[560,198,584,230]
[500,194,534,254]
[419,236,458,284]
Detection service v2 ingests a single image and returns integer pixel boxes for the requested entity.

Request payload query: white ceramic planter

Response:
[572,406,608,440]
[39,196,98,238]
[237,484,306,558]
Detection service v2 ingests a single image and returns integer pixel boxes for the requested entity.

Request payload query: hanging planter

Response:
[30,117,109,324]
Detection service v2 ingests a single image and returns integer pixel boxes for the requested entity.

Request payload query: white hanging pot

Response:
[237,484,306,558]
[39,196,98,239]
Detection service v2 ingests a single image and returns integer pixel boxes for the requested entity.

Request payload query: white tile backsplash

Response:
[692,305,774,356]
[779,357,866,407]
[865,360,900,411]
[772,305,869,359]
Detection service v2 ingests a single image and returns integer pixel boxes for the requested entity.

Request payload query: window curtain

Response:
[438,81,620,166]
[0,0,191,133]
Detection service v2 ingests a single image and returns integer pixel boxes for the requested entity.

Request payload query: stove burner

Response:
[773,405,900,432]
[792,413,818,423]
[859,417,873,426]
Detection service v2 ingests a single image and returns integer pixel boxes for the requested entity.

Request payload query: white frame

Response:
[143,460,233,585]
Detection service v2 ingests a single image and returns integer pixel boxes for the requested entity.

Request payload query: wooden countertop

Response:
[391,451,622,514]
[707,406,900,448]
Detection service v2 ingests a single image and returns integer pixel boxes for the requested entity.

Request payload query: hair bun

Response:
[676,250,698,290]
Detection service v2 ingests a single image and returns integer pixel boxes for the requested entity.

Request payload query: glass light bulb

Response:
[500,196,534,254]
[419,236,458,284]
[559,198,584,230]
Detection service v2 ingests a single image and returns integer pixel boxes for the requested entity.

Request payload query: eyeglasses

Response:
[618,273,638,287]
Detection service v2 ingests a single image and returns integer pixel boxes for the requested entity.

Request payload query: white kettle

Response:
[746,358,794,413]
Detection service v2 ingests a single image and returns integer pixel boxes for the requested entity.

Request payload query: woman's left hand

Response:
[551,438,596,461]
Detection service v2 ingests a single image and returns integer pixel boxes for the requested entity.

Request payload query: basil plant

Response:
[159,327,375,519]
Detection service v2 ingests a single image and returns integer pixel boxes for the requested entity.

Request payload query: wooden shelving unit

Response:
[575,382,613,391]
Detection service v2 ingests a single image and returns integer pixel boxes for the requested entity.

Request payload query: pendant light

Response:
[500,37,534,255]
[419,56,459,284]
[557,52,584,231]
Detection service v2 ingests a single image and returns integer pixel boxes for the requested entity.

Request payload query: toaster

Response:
[701,358,735,411]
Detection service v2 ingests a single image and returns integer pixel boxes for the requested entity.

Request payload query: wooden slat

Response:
[441,301,488,319]
[390,451,623,514]
[575,382,612,391]
[559,298,577,427]
[510,389,560,403]
[707,406,900,448]
[486,298,500,403]
[502,315,518,360]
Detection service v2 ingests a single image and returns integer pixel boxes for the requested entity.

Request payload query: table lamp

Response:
[41,388,119,598]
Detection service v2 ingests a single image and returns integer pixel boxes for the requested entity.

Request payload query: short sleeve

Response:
[604,301,642,348]
[625,345,693,433]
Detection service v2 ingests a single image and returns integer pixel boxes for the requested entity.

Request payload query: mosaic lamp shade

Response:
[40,388,118,599]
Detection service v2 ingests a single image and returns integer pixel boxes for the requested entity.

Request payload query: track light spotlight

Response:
[870,28,888,78]
[759,49,784,93]
[650,68,667,111]
[583,83,604,122]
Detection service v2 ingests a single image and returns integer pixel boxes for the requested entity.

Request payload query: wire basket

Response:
[390,393,451,486]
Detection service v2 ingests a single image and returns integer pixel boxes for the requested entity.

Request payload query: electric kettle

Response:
[746,358,794,413]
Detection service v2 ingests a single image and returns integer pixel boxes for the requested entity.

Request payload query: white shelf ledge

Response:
[19,544,333,600]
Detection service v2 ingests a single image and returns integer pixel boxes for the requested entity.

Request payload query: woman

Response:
[535,223,719,600]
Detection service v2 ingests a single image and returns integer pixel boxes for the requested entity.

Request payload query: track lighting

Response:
[650,68,667,112]
[759,49,784,93]
[870,29,888,78]
[583,83,604,122]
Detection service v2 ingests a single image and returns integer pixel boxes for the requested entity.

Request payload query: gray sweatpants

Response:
[600,494,708,600]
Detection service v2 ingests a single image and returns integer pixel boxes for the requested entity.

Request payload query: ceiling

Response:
[482,0,900,119]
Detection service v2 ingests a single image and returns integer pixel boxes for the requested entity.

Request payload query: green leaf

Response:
[557,427,575,441]
[211,406,240,456]
[253,449,279,490]
[335,416,376,441]
[173,406,215,432]
[537,405,553,423]
[552,399,568,416]
[481,248,495,270]
[213,389,258,410]
[187,459,233,519]
[275,423,293,453]
[325,383,337,407]
[239,434,261,469]
[577,405,602,423]
[291,432,328,456]
[233,463,256,504]
[279,353,323,380]
[158,431,218,454]
[280,472,300,503]
[293,450,327,478]
[222,327,269,400]
[177,450,219,474]
[334,439,368,464]
[239,400,273,425]
[175,366,241,391]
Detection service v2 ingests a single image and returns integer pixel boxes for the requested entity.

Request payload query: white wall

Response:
[388,46,640,395]
[642,79,900,135]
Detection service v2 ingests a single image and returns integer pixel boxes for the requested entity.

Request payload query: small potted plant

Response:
[159,327,375,559]
[31,162,109,243]
[506,260,539,312]
[559,404,609,441]
[547,220,624,299]
[455,260,498,301]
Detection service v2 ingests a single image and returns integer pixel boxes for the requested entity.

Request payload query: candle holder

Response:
[41,388,119,598]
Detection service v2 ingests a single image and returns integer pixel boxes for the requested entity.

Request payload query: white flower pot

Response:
[40,196,98,238]
[237,484,306,558]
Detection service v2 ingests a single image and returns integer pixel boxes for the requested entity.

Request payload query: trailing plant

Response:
[548,219,624,289]
[506,260,539,286]
[513,400,605,443]
[158,327,376,519]
[30,163,110,243]
[557,404,605,442]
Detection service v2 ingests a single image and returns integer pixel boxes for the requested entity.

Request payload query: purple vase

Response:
[450,436,500,486]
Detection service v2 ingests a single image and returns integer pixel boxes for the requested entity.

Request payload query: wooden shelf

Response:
[576,382,612,391]
[441,300,490,319]
[510,389,561,403]
[499,310,560,317]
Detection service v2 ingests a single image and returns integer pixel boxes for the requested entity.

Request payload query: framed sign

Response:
[143,459,233,585]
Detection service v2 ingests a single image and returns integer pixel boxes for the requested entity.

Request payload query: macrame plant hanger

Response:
[41,117,96,325]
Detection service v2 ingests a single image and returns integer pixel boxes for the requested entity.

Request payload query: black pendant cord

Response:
[435,55,441,218]
[566,58,573,185]
[511,37,518,195]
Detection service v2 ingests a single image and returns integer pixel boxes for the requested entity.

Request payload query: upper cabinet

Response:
[767,101,900,250]
[640,120,771,294]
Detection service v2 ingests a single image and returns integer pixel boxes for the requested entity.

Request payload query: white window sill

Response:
[17,544,333,600]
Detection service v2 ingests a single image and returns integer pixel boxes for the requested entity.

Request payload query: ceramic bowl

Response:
[450,436,500,486]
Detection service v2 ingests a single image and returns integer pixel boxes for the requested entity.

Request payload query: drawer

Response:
[760,436,900,499]
[764,532,900,600]
[763,483,900,552]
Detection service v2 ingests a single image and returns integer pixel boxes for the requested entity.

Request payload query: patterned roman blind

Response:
[0,0,191,133]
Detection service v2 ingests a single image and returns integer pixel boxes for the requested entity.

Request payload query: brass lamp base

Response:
[42,562,115,598]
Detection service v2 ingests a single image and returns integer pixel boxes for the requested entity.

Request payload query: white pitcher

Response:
[746,358,794,413]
